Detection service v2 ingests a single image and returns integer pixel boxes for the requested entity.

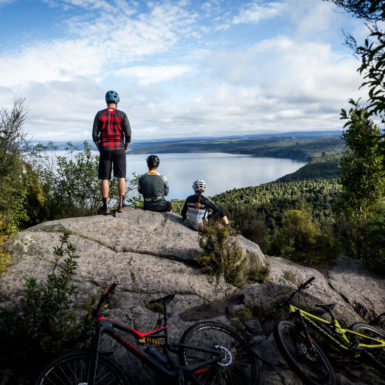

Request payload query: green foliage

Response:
[248,263,270,283]
[276,154,341,182]
[33,142,142,219]
[232,307,254,322]
[325,0,384,21]
[337,102,384,219]
[0,224,11,280]
[0,232,92,380]
[213,177,340,256]
[328,0,385,271]
[335,102,385,270]
[196,224,246,287]
[270,210,336,266]
[34,141,114,218]
[131,135,344,162]
[0,99,46,232]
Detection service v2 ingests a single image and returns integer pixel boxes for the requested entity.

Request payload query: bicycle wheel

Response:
[351,323,385,371]
[35,349,130,385]
[274,320,336,385]
[179,321,258,385]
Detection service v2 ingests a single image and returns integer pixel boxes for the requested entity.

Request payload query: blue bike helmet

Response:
[105,90,120,104]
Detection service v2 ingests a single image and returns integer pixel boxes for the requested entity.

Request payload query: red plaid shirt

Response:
[92,108,131,150]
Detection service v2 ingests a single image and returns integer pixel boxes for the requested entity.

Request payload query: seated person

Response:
[138,155,173,213]
[181,179,230,230]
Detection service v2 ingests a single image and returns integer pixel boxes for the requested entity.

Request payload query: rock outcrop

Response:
[0,208,384,385]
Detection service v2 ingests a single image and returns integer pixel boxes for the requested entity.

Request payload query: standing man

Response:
[138,155,173,213]
[93,90,131,215]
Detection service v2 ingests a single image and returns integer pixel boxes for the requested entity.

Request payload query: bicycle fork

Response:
[87,324,103,385]
[296,310,317,353]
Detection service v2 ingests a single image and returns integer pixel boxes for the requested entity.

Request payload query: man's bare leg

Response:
[118,178,126,196]
[101,180,109,199]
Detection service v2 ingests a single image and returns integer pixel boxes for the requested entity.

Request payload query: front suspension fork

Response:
[295,309,316,351]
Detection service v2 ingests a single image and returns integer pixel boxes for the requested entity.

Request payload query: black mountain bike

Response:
[35,282,258,385]
[266,277,385,385]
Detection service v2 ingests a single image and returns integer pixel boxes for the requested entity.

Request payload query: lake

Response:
[125,153,305,199]
[43,151,305,199]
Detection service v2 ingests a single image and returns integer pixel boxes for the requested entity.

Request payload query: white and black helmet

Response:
[192,179,207,192]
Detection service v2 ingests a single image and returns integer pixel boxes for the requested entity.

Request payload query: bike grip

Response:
[107,281,118,295]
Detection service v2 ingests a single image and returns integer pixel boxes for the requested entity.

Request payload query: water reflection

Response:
[127,153,305,199]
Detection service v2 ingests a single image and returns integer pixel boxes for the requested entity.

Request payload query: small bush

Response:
[232,307,254,322]
[197,224,246,287]
[248,263,270,283]
[0,231,92,381]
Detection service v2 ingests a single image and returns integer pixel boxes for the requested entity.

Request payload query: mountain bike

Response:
[266,276,385,385]
[35,282,258,385]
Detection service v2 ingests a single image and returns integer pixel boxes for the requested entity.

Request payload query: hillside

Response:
[129,135,344,162]
[0,209,384,385]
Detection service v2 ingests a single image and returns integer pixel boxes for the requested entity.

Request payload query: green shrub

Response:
[196,224,246,286]
[270,209,336,266]
[248,263,270,283]
[232,307,254,322]
[0,231,93,380]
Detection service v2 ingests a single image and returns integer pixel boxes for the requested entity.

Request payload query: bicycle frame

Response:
[88,315,224,385]
[288,305,385,352]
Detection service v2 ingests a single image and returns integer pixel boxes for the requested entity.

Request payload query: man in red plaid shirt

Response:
[93,90,131,214]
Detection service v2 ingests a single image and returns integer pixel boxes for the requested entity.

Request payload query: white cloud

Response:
[232,1,285,24]
[0,0,368,141]
[115,65,193,85]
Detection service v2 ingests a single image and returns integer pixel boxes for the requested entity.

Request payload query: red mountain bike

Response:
[35,282,258,385]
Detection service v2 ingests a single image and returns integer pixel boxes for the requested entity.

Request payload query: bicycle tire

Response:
[178,320,259,385]
[274,320,336,385]
[35,349,130,385]
[351,323,385,372]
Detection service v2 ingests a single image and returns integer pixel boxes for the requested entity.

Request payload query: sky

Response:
[0,0,368,142]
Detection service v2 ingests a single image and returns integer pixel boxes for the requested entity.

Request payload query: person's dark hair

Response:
[147,155,160,169]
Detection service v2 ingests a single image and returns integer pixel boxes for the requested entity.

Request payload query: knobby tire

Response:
[178,320,259,385]
[35,349,130,385]
[274,320,336,385]
[351,323,385,373]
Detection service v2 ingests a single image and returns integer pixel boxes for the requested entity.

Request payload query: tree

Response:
[0,99,45,234]
[337,101,384,218]
[325,1,384,21]
[325,0,385,269]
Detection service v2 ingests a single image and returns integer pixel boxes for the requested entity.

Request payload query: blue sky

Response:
[0,0,367,141]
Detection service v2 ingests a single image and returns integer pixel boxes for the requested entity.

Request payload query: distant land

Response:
[31,130,343,162]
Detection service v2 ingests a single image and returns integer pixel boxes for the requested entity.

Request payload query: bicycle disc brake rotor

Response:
[296,342,318,362]
[214,345,233,367]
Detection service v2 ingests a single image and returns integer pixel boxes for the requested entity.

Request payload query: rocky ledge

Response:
[0,208,384,385]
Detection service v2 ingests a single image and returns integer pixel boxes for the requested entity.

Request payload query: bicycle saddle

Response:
[316,303,335,311]
[149,293,175,304]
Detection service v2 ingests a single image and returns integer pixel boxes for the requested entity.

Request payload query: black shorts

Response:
[98,149,126,180]
[143,199,172,212]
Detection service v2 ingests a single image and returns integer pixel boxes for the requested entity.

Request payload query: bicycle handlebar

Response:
[263,276,315,322]
[298,276,315,291]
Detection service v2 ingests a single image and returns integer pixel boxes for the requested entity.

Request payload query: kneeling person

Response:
[138,155,173,212]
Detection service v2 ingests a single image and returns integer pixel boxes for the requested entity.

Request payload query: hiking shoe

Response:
[117,204,125,213]
[97,206,110,215]
[227,225,239,236]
